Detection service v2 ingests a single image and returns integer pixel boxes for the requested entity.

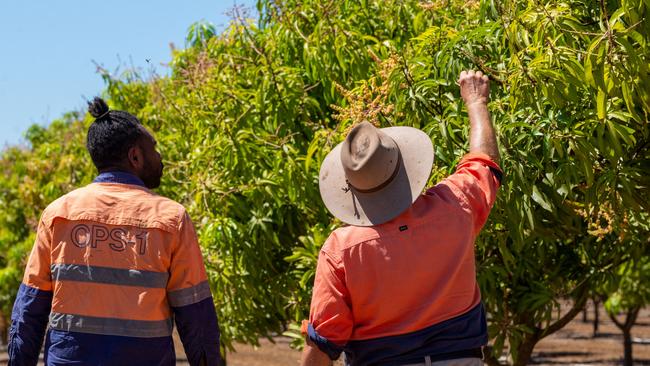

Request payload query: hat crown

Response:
[340,122,399,191]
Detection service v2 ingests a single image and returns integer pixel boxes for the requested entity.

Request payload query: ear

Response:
[127,145,145,170]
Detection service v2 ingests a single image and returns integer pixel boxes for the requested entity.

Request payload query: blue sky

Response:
[0,0,255,147]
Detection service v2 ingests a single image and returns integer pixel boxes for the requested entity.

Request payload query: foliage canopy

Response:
[0,0,648,364]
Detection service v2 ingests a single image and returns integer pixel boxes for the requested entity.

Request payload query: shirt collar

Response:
[93,171,146,187]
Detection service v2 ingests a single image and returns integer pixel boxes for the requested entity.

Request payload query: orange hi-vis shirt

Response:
[23,180,210,337]
[305,153,501,364]
[10,172,220,366]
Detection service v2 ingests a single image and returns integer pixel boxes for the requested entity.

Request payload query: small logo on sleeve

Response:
[399,225,408,232]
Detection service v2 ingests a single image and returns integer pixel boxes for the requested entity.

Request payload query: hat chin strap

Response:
[347,153,402,194]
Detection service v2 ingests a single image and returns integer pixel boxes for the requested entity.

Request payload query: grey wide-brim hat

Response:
[319,122,434,226]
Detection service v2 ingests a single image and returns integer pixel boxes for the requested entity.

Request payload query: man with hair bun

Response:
[8,97,221,366]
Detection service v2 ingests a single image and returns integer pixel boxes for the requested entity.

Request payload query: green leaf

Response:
[597,89,607,120]
[621,82,640,121]
[532,185,553,212]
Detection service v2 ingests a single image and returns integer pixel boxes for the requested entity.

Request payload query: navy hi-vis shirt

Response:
[9,172,221,366]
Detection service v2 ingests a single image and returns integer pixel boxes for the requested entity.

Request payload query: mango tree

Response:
[0,1,648,365]
[605,252,650,366]
[281,0,650,364]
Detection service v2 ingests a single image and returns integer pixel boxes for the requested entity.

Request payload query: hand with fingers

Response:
[458,70,490,107]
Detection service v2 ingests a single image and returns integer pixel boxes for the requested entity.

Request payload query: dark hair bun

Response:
[88,97,110,119]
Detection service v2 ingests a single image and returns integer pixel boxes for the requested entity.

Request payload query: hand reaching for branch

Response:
[459,70,490,107]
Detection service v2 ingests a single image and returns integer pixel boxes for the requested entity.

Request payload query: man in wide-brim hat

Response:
[301,70,502,366]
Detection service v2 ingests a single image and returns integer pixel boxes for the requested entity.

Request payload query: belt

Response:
[398,347,483,365]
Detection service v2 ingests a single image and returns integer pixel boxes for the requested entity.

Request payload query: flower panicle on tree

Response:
[331,53,399,133]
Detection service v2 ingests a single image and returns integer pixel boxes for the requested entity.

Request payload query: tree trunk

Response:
[582,305,588,322]
[513,335,538,366]
[623,329,633,366]
[513,292,589,366]
[0,310,7,345]
[482,346,503,366]
[593,298,599,337]
[609,306,640,366]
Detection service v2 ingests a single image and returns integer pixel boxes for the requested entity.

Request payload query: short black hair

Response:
[86,97,144,170]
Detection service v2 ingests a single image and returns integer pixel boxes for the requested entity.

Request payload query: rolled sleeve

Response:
[306,242,353,360]
[442,153,502,234]
[306,322,346,360]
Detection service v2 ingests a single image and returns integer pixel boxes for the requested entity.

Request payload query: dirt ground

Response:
[222,301,650,366]
[1,301,649,365]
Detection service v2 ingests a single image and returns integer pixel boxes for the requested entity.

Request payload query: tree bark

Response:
[0,310,7,345]
[540,294,589,339]
[623,329,633,366]
[482,345,504,366]
[513,290,589,366]
[593,298,599,337]
[513,335,538,366]
[609,306,640,366]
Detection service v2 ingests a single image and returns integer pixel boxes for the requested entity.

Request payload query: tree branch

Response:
[540,286,589,339]
[609,310,625,329]
[399,55,442,117]
[624,306,640,330]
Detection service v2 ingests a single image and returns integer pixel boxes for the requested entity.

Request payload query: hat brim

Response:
[319,126,434,226]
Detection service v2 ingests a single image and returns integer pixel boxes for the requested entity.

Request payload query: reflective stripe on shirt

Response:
[51,263,169,288]
[168,280,212,307]
[49,312,173,338]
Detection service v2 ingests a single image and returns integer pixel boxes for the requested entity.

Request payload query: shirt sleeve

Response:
[168,211,221,366]
[9,216,53,366]
[440,153,502,235]
[303,237,352,360]
[21,216,53,292]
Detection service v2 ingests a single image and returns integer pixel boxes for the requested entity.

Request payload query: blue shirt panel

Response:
[93,171,145,187]
[308,303,487,366]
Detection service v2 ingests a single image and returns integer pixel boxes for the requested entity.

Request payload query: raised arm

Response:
[458,70,500,164]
